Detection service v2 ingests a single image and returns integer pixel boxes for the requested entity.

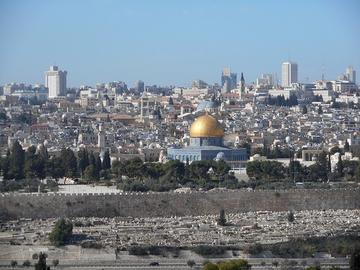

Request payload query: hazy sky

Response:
[0,0,359,87]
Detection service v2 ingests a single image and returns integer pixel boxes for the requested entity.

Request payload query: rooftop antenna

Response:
[321,64,325,81]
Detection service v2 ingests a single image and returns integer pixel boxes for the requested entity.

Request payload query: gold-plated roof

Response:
[189,113,224,138]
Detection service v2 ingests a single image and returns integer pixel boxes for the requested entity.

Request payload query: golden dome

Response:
[190,113,224,138]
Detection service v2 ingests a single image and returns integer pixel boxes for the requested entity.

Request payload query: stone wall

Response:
[0,189,359,220]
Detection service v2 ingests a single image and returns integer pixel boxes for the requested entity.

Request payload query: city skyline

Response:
[0,0,360,87]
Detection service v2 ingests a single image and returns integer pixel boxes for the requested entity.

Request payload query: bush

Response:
[260,235,360,258]
[10,260,17,267]
[187,259,196,268]
[32,253,38,260]
[52,259,59,267]
[80,241,102,249]
[192,245,226,256]
[128,246,148,256]
[245,243,263,255]
[209,259,251,270]
[148,246,162,255]
[217,209,227,226]
[287,211,295,223]
[23,260,31,266]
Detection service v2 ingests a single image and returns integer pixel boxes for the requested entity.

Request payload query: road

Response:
[0,257,350,269]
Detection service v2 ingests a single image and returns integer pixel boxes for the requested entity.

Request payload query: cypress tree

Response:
[344,140,350,152]
[60,148,77,178]
[9,141,25,180]
[78,148,89,175]
[95,154,102,179]
[337,154,344,177]
[102,150,111,170]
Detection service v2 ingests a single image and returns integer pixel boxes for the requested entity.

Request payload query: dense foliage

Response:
[246,235,360,258]
[265,94,299,107]
[246,150,360,183]
[34,252,50,270]
[203,259,251,270]
[2,141,360,193]
[192,245,227,256]
[114,158,237,191]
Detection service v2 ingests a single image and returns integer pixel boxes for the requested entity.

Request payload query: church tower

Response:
[239,72,245,100]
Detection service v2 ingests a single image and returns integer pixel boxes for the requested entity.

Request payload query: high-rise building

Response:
[135,80,145,92]
[45,66,67,98]
[345,66,356,84]
[281,61,298,87]
[221,68,237,92]
[192,80,208,89]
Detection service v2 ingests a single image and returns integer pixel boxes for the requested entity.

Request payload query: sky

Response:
[0,0,359,87]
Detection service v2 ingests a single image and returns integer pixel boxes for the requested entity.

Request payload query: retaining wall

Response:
[0,189,359,220]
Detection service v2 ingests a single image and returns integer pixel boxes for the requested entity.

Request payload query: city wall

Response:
[0,189,359,220]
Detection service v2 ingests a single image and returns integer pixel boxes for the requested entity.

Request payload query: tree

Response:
[83,165,98,182]
[330,146,341,155]
[95,154,102,178]
[37,144,49,161]
[102,150,111,170]
[302,105,308,114]
[9,141,25,179]
[203,262,219,270]
[217,259,251,270]
[111,159,122,176]
[24,145,45,179]
[246,160,286,180]
[1,150,11,180]
[52,259,59,267]
[305,266,321,270]
[23,260,31,266]
[344,140,350,152]
[47,157,64,179]
[60,148,77,178]
[187,260,196,268]
[350,248,360,270]
[287,211,295,223]
[35,252,50,270]
[89,151,96,167]
[10,261,17,267]
[311,151,330,182]
[49,218,73,246]
[218,209,227,226]
[337,155,344,177]
[318,105,323,114]
[355,163,360,182]
[77,148,89,176]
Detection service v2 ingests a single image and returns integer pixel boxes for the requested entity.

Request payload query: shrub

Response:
[192,245,226,256]
[287,211,295,223]
[128,246,148,256]
[52,259,59,267]
[80,241,102,249]
[22,260,31,266]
